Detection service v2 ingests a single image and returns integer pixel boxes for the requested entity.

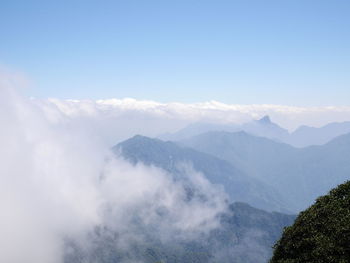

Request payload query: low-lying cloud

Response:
[31,97,350,145]
[0,86,227,263]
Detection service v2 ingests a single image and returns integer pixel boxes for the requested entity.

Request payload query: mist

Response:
[31,98,350,145]
[0,85,228,263]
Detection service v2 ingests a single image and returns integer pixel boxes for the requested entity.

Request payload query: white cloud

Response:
[0,85,227,263]
[30,97,350,146]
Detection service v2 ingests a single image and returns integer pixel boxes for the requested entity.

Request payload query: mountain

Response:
[180,131,350,211]
[180,131,297,181]
[113,135,290,213]
[160,117,350,148]
[65,202,296,263]
[158,116,289,143]
[240,116,289,142]
[286,120,350,147]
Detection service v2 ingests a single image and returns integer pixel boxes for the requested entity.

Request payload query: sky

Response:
[0,0,349,105]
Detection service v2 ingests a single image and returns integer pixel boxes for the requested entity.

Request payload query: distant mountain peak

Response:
[258,115,271,124]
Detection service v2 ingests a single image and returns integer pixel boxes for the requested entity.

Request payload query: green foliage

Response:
[270,181,350,263]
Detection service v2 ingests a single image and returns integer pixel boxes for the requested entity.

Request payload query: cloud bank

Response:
[30,97,350,145]
[0,85,227,263]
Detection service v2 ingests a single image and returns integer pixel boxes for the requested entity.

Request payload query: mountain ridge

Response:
[114,135,291,213]
[159,117,350,148]
[180,130,350,211]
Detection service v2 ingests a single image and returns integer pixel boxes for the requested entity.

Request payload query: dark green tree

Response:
[270,181,350,263]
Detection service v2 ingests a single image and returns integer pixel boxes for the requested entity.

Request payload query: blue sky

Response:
[0,0,349,105]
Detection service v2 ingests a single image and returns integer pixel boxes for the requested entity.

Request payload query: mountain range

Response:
[117,129,350,212]
[114,135,290,213]
[180,130,350,211]
[159,116,350,148]
[102,120,350,262]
